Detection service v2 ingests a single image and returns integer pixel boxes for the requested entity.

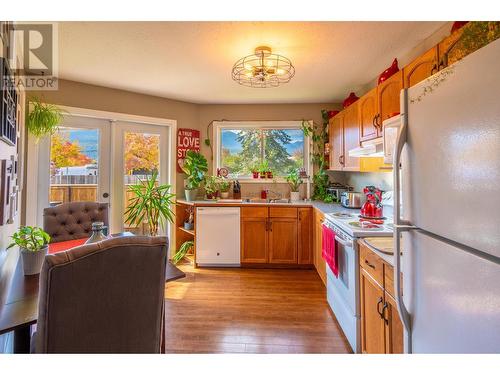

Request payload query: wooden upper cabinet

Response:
[438,27,465,70]
[360,268,386,354]
[403,46,438,88]
[268,217,298,264]
[241,216,268,263]
[329,113,344,171]
[358,87,379,142]
[378,70,403,125]
[342,103,360,171]
[298,208,313,265]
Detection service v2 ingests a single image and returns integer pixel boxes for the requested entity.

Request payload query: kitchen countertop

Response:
[176,198,359,215]
[359,237,400,266]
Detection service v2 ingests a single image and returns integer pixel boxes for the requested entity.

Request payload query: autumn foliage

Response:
[50,134,93,168]
[124,132,160,174]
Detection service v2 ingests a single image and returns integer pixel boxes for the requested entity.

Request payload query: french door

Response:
[31,114,172,235]
[111,121,170,235]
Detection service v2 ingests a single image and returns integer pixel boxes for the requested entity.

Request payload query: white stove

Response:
[322,209,393,353]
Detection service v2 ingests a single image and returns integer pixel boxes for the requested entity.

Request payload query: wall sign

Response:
[176,128,200,173]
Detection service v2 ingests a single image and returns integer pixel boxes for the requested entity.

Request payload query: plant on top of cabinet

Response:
[124,170,175,236]
[27,97,64,139]
[286,168,302,202]
[182,150,208,201]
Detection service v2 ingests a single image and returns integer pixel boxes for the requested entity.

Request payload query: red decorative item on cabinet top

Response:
[378,58,399,85]
[451,21,469,34]
[327,110,339,118]
[342,92,359,108]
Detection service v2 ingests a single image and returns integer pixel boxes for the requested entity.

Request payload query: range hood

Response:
[348,137,384,157]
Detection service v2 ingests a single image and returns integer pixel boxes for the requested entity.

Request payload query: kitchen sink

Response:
[243,198,291,204]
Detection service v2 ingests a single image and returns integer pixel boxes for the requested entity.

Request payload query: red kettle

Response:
[361,186,384,219]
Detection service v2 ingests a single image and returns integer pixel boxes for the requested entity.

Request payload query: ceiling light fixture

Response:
[231,46,295,88]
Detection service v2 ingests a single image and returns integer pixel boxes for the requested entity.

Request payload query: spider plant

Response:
[27,97,64,139]
[124,170,175,236]
[172,240,194,264]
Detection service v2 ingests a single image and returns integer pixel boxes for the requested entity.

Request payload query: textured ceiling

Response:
[58,21,446,104]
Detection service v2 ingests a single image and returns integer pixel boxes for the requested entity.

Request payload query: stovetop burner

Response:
[331,212,356,219]
[348,221,384,230]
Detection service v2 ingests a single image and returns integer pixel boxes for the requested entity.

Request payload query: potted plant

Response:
[184,206,194,230]
[251,161,260,179]
[124,170,175,236]
[204,175,220,200]
[172,240,194,265]
[182,150,208,201]
[258,160,269,179]
[8,226,51,275]
[219,178,231,199]
[27,97,64,139]
[286,168,302,202]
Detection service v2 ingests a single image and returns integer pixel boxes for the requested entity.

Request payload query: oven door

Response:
[326,230,357,314]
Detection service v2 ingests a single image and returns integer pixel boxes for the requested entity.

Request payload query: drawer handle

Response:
[364,259,376,269]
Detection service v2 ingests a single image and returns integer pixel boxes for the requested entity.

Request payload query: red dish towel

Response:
[48,238,88,254]
[322,224,339,278]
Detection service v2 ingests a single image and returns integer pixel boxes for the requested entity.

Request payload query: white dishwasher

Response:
[195,207,240,266]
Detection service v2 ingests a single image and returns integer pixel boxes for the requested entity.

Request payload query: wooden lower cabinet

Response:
[359,241,404,354]
[360,268,386,354]
[241,217,268,263]
[384,292,404,354]
[313,209,326,285]
[269,218,298,264]
[240,207,313,267]
[298,208,313,265]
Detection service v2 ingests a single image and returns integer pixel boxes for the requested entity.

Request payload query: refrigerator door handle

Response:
[393,89,417,353]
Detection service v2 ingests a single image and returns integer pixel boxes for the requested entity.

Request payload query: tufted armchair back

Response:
[43,202,109,243]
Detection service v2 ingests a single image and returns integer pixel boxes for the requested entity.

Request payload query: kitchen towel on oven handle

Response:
[322,224,338,277]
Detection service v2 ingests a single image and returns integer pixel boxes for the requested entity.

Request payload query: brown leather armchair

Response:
[43,202,109,243]
[33,236,168,353]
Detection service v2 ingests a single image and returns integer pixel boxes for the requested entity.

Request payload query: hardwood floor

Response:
[164,265,352,354]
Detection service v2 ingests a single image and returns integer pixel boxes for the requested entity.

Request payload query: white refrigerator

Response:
[393,38,500,353]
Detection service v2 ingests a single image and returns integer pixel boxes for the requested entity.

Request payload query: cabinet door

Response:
[384,292,404,354]
[377,71,403,125]
[342,103,360,171]
[241,217,268,263]
[298,208,313,265]
[438,27,465,69]
[268,218,298,264]
[313,209,326,285]
[358,87,379,141]
[360,268,386,354]
[329,113,344,171]
[403,46,438,88]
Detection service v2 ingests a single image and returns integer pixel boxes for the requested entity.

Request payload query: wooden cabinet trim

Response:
[269,207,297,218]
[359,243,384,286]
[241,206,268,218]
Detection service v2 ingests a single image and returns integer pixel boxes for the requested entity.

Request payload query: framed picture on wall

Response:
[0,22,13,61]
[0,57,17,146]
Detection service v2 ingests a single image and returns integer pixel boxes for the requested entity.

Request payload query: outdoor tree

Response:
[50,133,93,168]
[124,132,160,174]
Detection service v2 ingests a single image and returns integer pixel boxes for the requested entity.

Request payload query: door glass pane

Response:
[49,127,99,206]
[123,132,160,234]
[263,129,304,176]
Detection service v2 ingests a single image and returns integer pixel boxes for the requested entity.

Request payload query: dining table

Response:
[0,233,185,353]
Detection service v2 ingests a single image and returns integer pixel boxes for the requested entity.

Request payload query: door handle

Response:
[430,62,438,75]
[382,302,389,325]
[102,192,109,198]
[364,259,376,269]
[377,297,384,318]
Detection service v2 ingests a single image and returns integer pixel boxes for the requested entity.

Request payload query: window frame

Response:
[213,120,312,181]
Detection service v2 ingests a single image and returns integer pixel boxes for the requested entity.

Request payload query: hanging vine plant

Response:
[27,97,64,139]
[301,110,333,203]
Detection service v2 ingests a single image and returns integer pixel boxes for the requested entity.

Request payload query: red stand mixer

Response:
[360,186,384,220]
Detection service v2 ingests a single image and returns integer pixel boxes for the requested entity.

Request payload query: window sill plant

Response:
[8,226,51,275]
[204,175,221,200]
[286,168,302,202]
[219,178,231,199]
[182,150,208,201]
